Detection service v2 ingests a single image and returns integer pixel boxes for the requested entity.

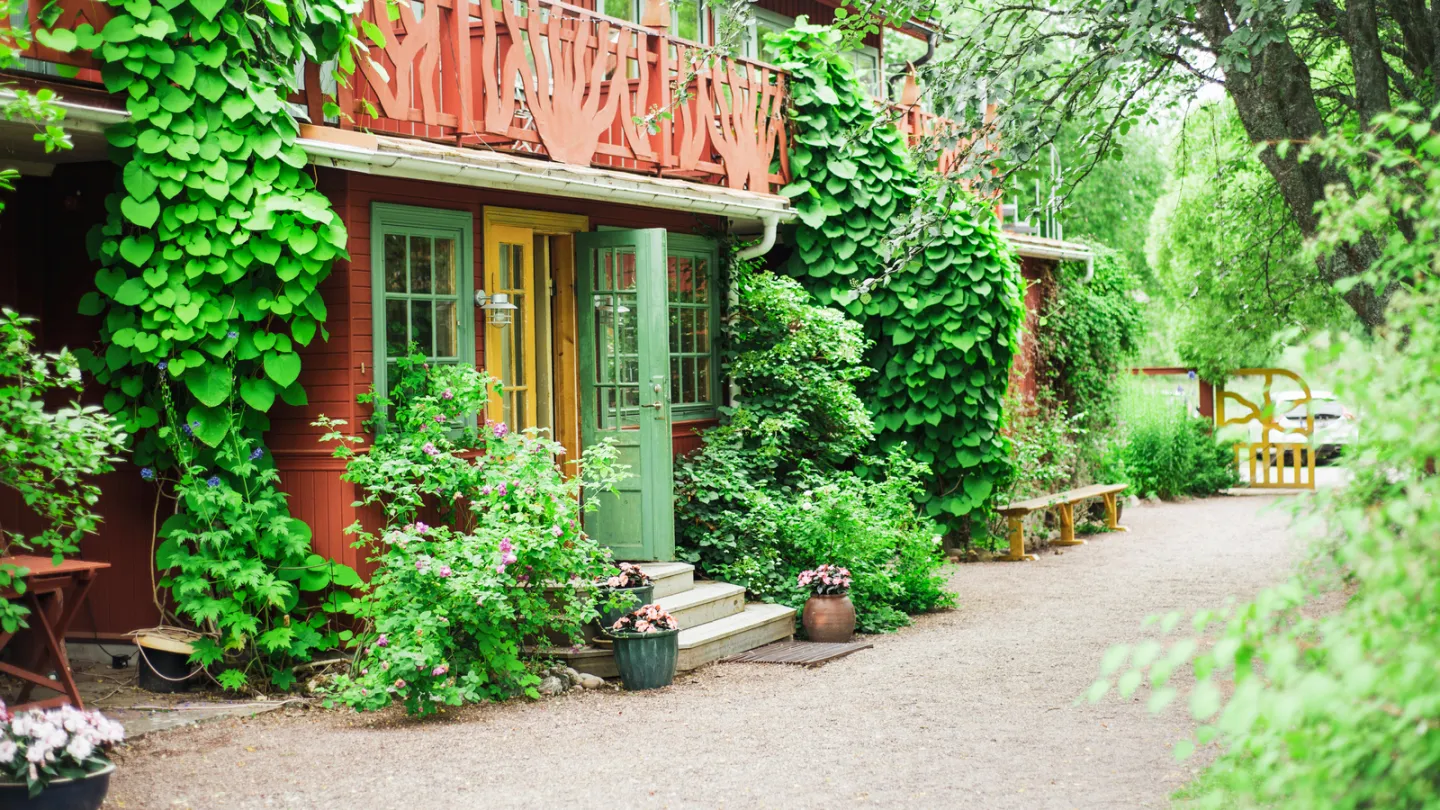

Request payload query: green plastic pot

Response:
[0,763,114,809]
[609,628,679,691]
[595,585,654,631]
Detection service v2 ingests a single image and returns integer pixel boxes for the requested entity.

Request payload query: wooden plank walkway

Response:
[721,639,873,667]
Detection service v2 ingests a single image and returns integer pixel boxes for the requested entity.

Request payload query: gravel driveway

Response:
[106,494,1308,810]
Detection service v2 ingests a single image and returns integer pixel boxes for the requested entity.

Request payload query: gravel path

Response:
[106,495,1308,810]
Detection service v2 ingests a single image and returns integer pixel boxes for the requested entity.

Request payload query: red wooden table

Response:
[0,555,110,711]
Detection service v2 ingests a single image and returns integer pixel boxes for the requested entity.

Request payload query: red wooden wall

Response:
[1007,255,1057,405]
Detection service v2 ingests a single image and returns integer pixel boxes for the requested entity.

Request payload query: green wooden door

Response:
[576,230,675,561]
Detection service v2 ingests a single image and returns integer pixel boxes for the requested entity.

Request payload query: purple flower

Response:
[249,447,264,461]
[421,442,440,457]
[481,485,493,496]
[432,664,448,677]
[415,522,430,533]
[493,422,508,439]
[550,525,563,537]
[503,552,517,565]
[415,558,429,573]
[182,423,194,437]
[227,330,238,339]
[376,634,389,647]
[437,565,452,578]
[497,483,508,497]
[499,538,513,554]
[140,467,155,480]
[434,414,446,424]
[205,476,221,488]
[156,361,167,371]
[393,678,406,689]
[441,389,454,400]
[495,563,507,574]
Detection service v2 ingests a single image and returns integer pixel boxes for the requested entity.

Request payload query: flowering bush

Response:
[601,562,652,589]
[609,603,679,635]
[798,564,852,596]
[317,350,625,716]
[0,702,124,796]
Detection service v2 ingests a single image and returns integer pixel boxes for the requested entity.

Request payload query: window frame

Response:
[666,234,721,421]
[369,202,477,413]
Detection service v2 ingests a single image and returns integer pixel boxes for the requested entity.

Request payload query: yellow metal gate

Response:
[1216,368,1317,490]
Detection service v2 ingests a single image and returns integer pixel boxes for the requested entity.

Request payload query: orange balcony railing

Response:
[307,0,790,193]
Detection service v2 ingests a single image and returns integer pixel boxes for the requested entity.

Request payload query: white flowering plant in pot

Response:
[0,702,125,797]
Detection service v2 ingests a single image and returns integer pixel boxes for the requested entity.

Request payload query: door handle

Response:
[650,382,666,418]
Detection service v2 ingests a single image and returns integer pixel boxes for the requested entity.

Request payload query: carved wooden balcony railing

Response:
[893,104,965,176]
[316,0,790,193]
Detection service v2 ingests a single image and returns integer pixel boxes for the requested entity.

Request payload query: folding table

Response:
[0,555,110,711]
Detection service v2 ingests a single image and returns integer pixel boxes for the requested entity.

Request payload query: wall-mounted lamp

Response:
[475,290,518,326]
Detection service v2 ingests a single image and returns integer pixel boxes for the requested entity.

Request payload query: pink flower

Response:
[499,538,513,554]
[493,422,509,439]
[442,388,454,400]
[437,565,452,577]
[435,414,446,423]
[497,483,508,497]
[376,634,389,647]
[481,485,493,495]
[421,442,440,457]
[415,522,430,533]
[394,679,406,689]
[415,558,430,573]
[432,664,448,677]
[503,552,518,565]
[495,563,507,574]
[452,492,464,500]
[551,525,563,537]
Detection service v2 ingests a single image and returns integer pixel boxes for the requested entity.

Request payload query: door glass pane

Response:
[512,294,526,387]
[499,243,513,289]
[500,325,514,394]
[434,238,456,294]
[386,299,408,356]
[695,309,708,351]
[412,300,434,354]
[694,259,708,302]
[671,356,682,406]
[696,356,710,403]
[617,249,637,290]
[384,234,407,292]
[672,257,692,302]
[409,237,432,293]
[597,248,613,290]
[435,300,457,358]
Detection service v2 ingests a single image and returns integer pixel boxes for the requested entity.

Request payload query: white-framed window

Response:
[740,10,885,100]
[601,0,708,42]
[848,45,884,101]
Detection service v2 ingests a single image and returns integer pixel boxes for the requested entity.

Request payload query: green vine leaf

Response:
[184,362,232,407]
[120,195,161,228]
[263,350,302,388]
[238,377,276,412]
[185,403,231,447]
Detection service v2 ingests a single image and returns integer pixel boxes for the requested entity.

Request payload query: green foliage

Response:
[47,0,366,688]
[1036,244,1144,430]
[998,389,1084,503]
[1098,380,1236,500]
[1091,107,1440,810]
[769,21,1025,535]
[0,311,127,632]
[1149,103,1355,381]
[1054,126,1168,283]
[675,268,953,633]
[0,0,73,204]
[318,352,624,716]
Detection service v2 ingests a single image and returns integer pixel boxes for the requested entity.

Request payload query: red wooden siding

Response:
[1008,256,1056,405]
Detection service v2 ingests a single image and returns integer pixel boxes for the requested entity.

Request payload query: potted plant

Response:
[594,562,654,630]
[0,702,125,809]
[798,564,856,643]
[606,603,680,691]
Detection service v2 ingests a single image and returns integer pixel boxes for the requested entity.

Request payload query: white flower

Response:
[65,737,93,762]
[25,744,48,764]
[0,740,17,764]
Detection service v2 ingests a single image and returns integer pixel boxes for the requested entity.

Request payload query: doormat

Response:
[722,639,873,667]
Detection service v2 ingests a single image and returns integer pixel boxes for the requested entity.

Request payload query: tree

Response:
[915,0,1433,329]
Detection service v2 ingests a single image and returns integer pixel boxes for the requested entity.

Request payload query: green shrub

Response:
[1100,380,1236,500]
[675,267,953,633]
[317,351,624,716]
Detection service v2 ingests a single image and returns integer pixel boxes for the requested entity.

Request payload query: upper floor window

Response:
[601,0,708,42]
[743,9,885,100]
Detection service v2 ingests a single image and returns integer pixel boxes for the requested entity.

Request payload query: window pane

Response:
[514,390,527,431]
[669,306,681,355]
[617,249,637,290]
[499,241,512,289]
[436,300,457,358]
[412,299,434,354]
[674,0,698,40]
[695,307,709,352]
[410,236,432,293]
[596,248,613,291]
[667,256,678,297]
[384,234,407,292]
[385,299,408,356]
[696,356,710,403]
[682,357,695,404]
[603,0,631,20]
[594,295,613,383]
[673,257,692,302]
[671,356,683,405]
[681,308,695,354]
[694,259,709,302]
[434,238,456,295]
[512,293,526,386]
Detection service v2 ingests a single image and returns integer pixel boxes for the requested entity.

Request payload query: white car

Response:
[1250,390,1358,465]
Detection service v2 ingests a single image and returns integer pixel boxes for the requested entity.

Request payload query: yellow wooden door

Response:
[485,223,539,430]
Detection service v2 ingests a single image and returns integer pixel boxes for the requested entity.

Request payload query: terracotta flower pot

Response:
[0,762,114,810]
[609,628,679,691]
[802,594,856,643]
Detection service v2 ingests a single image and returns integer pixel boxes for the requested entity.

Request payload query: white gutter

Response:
[300,136,796,225]
[0,90,128,133]
[734,213,779,260]
[1005,233,1096,280]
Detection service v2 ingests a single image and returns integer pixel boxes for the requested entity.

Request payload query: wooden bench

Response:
[995,484,1129,562]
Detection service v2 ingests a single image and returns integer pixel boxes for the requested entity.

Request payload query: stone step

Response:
[677,602,796,672]
[553,601,797,679]
[634,561,694,599]
[656,581,745,628]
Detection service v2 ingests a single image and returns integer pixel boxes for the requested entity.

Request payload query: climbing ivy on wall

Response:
[768,21,1026,538]
[50,0,367,689]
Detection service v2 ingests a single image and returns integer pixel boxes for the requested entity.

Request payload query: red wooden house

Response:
[0,0,1089,669]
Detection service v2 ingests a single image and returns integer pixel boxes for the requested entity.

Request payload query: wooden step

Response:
[677,602,796,671]
[656,581,745,628]
[634,561,694,599]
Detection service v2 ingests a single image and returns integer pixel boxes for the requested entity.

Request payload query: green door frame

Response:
[576,229,675,562]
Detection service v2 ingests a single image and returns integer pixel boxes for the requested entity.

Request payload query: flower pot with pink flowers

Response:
[605,604,680,691]
[799,565,856,643]
[0,701,125,809]
[594,562,654,630]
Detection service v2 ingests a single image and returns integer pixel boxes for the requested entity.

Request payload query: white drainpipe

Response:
[733,213,780,261]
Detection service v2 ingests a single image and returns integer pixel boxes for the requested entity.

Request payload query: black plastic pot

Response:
[595,585,654,631]
[609,628,679,691]
[136,643,196,693]
[0,762,114,809]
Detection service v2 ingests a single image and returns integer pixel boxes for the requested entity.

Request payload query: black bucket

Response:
[136,642,196,693]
